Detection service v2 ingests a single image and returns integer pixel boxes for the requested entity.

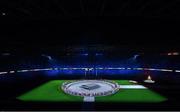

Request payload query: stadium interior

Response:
[0,0,180,111]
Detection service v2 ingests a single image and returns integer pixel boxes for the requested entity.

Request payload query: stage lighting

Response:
[134,68,143,70]
[144,75,155,83]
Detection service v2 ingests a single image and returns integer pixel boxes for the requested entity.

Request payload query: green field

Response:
[17,80,167,102]
[17,80,83,102]
[96,89,166,102]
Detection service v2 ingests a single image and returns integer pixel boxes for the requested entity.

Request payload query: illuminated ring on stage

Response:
[61,80,119,97]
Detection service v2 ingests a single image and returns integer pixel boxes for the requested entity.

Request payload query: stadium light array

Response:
[157,69,173,72]
[0,67,178,76]
[134,68,144,70]
[0,72,8,75]
[167,52,179,56]
[9,71,15,73]
[17,70,30,73]
[175,70,180,72]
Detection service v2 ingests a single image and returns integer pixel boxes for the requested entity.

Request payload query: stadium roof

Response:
[0,0,180,51]
[1,0,179,18]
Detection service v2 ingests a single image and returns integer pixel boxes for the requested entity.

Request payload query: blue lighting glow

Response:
[133,55,139,60]
[42,54,52,60]
[44,68,60,76]
[81,53,88,56]
[47,56,52,60]
[95,53,103,56]
[0,67,178,79]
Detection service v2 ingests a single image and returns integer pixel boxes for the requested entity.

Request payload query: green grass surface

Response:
[95,89,167,102]
[17,80,83,102]
[17,80,167,102]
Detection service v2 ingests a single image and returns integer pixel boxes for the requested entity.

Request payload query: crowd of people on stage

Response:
[61,80,119,97]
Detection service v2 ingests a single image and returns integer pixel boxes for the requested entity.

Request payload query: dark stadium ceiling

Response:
[1,0,179,18]
[0,0,180,51]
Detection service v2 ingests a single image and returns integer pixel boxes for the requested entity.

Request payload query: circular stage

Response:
[61,80,119,97]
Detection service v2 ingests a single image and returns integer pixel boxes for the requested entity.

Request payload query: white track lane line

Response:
[119,85,147,89]
[83,96,95,102]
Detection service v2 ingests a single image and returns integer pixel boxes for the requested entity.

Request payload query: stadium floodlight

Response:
[71,68,80,70]
[144,68,158,71]
[167,53,172,55]
[158,69,173,72]
[116,68,121,69]
[97,67,104,70]
[17,69,30,72]
[0,72,8,75]
[78,68,85,70]
[134,68,144,70]
[106,67,115,70]
[42,68,53,71]
[175,70,180,72]
[29,69,44,72]
[173,52,179,55]
[9,71,15,73]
